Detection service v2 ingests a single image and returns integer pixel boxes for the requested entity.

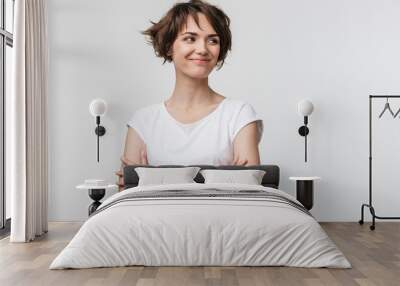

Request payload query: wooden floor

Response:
[0,222,399,286]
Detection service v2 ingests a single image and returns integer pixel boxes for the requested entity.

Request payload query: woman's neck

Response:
[167,72,217,109]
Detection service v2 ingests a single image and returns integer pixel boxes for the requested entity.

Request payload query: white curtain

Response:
[8,0,49,242]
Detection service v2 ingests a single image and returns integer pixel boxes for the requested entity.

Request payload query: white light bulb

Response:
[297,100,314,116]
[89,99,107,117]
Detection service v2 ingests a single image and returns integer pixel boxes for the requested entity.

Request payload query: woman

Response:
[116,0,263,191]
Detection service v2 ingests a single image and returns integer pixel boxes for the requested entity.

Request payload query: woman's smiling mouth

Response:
[189,59,211,65]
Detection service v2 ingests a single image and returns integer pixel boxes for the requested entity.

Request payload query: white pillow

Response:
[135,167,201,186]
[200,169,266,185]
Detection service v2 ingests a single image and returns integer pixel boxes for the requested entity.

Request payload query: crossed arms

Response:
[115,122,260,191]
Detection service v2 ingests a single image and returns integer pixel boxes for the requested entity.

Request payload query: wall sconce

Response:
[89,99,107,162]
[297,100,314,162]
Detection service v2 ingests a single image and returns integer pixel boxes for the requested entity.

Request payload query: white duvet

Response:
[50,183,351,269]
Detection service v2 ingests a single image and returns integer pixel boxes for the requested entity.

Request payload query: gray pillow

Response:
[135,167,201,186]
[200,169,266,185]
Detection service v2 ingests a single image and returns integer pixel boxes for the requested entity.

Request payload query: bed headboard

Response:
[123,165,280,189]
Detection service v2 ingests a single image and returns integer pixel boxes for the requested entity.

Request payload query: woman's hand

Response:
[232,156,248,166]
[115,169,124,192]
[115,150,148,192]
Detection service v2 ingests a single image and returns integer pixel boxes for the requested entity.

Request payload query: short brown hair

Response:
[142,0,232,70]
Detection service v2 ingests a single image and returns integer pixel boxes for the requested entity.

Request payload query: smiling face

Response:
[170,13,221,79]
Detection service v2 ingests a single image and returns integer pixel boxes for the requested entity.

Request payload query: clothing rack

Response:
[359,95,400,230]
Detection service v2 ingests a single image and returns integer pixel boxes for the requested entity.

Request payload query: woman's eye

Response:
[184,37,195,43]
[209,38,219,44]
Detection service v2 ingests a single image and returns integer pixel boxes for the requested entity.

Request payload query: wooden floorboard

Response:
[0,222,399,286]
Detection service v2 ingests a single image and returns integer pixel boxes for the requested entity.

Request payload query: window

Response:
[0,0,14,234]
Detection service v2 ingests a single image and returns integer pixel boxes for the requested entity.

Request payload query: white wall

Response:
[48,0,400,222]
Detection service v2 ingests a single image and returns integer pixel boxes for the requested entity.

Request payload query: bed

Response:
[49,165,351,269]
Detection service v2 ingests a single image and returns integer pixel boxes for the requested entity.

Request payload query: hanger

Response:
[394,106,400,118]
[378,97,395,118]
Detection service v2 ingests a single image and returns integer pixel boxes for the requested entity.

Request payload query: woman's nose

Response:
[195,40,209,55]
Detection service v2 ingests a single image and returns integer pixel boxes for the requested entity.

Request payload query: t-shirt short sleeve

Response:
[126,110,146,142]
[230,102,263,144]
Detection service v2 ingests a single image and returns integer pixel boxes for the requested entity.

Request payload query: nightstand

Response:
[76,181,117,216]
[289,177,321,210]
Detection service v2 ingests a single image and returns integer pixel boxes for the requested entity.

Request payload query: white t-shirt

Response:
[127,98,263,165]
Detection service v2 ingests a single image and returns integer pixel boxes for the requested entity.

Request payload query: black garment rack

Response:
[359,95,400,230]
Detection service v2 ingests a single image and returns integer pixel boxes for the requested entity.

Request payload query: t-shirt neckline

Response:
[161,98,227,127]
